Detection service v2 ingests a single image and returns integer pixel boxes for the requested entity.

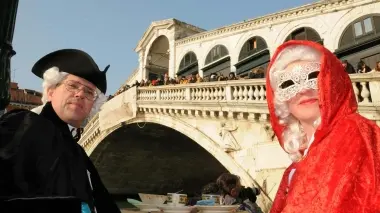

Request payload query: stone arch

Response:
[337,13,380,48]
[87,113,256,187]
[234,32,271,63]
[202,42,232,64]
[90,121,230,196]
[233,35,270,77]
[275,19,328,47]
[176,48,202,70]
[143,29,172,80]
[237,36,268,61]
[144,35,170,80]
[204,44,229,64]
[202,44,231,78]
[330,3,380,50]
[176,51,199,77]
[333,12,380,70]
[281,26,323,47]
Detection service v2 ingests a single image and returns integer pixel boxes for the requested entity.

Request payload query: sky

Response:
[11,0,316,95]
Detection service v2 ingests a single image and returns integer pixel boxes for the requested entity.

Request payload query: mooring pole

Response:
[0,0,19,116]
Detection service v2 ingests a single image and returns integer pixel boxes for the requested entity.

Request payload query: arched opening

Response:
[177,51,198,77]
[90,123,228,206]
[235,36,270,78]
[202,45,230,78]
[146,36,170,81]
[335,14,380,71]
[284,27,323,44]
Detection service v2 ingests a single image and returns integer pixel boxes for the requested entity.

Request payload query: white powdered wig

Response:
[31,67,107,126]
[269,45,322,162]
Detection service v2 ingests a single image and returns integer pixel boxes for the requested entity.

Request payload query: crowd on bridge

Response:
[110,66,266,99]
[342,60,380,74]
[109,59,380,101]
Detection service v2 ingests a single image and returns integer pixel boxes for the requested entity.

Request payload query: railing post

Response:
[369,81,380,104]
[185,87,191,101]
[226,85,232,101]
[156,90,161,101]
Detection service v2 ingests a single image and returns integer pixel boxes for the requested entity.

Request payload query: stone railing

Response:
[136,79,270,121]
[349,73,380,105]
[80,73,380,147]
[137,73,380,106]
[117,68,139,93]
[80,113,101,149]
[137,79,267,103]
[136,73,380,123]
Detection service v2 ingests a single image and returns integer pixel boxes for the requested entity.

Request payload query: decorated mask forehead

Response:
[273,62,320,102]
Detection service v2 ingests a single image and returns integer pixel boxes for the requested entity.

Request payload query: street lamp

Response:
[0,0,19,116]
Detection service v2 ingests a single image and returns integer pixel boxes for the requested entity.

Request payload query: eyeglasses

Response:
[59,80,98,101]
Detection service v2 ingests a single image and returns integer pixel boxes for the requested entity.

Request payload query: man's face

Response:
[48,74,96,127]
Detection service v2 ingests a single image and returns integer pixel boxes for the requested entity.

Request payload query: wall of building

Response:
[6,82,42,112]
[173,1,380,77]
[125,0,380,84]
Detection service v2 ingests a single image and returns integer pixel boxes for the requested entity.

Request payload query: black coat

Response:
[0,102,120,213]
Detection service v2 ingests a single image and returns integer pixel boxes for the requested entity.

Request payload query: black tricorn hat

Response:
[32,49,109,94]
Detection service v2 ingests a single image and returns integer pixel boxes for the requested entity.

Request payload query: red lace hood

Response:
[266,40,358,150]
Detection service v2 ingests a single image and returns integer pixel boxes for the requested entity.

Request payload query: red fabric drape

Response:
[266,40,380,213]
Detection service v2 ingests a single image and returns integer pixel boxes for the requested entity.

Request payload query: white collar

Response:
[303,133,315,156]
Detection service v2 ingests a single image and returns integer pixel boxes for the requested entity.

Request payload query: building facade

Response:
[124,0,380,86]
[5,82,42,112]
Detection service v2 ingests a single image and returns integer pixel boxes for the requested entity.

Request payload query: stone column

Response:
[138,49,146,81]
[197,43,205,78]
[369,80,380,104]
[230,54,238,73]
[168,34,176,79]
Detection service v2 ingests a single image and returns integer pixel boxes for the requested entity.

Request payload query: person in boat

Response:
[0,49,120,213]
[216,173,262,213]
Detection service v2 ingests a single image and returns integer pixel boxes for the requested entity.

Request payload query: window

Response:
[179,52,197,70]
[339,15,380,48]
[178,52,199,76]
[354,22,363,36]
[205,45,229,65]
[364,18,374,33]
[284,27,323,44]
[238,37,268,61]
[245,39,257,52]
[353,17,374,37]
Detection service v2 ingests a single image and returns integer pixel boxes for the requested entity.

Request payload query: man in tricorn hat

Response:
[0,49,121,213]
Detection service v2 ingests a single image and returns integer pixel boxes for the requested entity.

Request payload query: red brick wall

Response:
[5,82,42,111]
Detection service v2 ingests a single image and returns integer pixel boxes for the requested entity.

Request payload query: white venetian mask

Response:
[273,62,320,102]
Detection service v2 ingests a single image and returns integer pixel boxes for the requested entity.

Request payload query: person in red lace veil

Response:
[266,40,380,213]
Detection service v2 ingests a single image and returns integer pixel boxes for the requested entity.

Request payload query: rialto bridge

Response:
[79,0,380,210]
[79,74,380,210]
